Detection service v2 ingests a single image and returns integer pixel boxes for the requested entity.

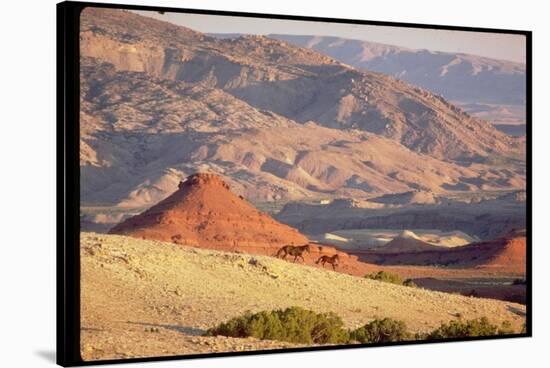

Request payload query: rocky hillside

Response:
[268,34,526,106]
[80,57,524,208]
[81,8,523,161]
[80,232,526,360]
[79,8,525,211]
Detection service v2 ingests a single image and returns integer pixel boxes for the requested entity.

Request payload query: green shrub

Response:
[426,317,498,339]
[498,321,516,335]
[365,271,417,288]
[365,271,403,285]
[207,308,513,346]
[403,278,417,288]
[205,307,349,344]
[350,318,411,343]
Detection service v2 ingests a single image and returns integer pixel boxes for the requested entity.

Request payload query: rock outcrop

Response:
[358,229,527,273]
[110,173,309,253]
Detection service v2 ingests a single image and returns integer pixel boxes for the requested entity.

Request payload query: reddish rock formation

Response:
[356,229,526,273]
[110,173,309,253]
[109,172,365,272]
[475,229,526,271]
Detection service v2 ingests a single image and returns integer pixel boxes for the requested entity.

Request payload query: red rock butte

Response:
[355,228,526,274]
[109,173,309,253]
[474,229,527,272]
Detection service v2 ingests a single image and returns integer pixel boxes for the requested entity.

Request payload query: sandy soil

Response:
[80,233,526,361]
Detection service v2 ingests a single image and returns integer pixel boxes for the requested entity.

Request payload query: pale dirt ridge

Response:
[79,8,525,216]
[81,233,526,361]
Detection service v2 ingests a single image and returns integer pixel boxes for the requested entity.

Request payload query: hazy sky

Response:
[134,10,526,64]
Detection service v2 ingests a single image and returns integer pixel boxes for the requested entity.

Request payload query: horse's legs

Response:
[293,255,298,263]
[299,255,305,263]
[332,263,336,270]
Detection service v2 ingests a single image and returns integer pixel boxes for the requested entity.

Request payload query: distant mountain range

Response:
[79,8,525,211]
[266,34,526,105]
[262,34,527,130]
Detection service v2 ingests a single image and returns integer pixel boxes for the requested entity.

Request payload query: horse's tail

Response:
[315,256,322,264]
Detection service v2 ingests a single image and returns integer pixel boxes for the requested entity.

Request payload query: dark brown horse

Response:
[316,254,340,270]
[275,244,310,263]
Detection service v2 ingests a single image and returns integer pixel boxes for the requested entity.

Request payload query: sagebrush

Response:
[350,318,411,343]
[425,317,498,339]
[207,308,518,345]
[365,271,416,287]
[205,306,349,344]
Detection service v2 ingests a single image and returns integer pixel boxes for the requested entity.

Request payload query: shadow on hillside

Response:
[127,321,206,336]
[81,326,104,332]
[507,305,526,317]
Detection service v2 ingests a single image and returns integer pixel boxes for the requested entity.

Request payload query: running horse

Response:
[315,254,340,270]
[275,244,311,263]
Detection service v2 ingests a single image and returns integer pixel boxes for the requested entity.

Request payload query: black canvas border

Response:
[56,1,533,366]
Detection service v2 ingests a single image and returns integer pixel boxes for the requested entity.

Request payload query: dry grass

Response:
[81,232,526,361]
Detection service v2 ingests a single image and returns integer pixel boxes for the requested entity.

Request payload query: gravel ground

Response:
[80,233,526,361]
